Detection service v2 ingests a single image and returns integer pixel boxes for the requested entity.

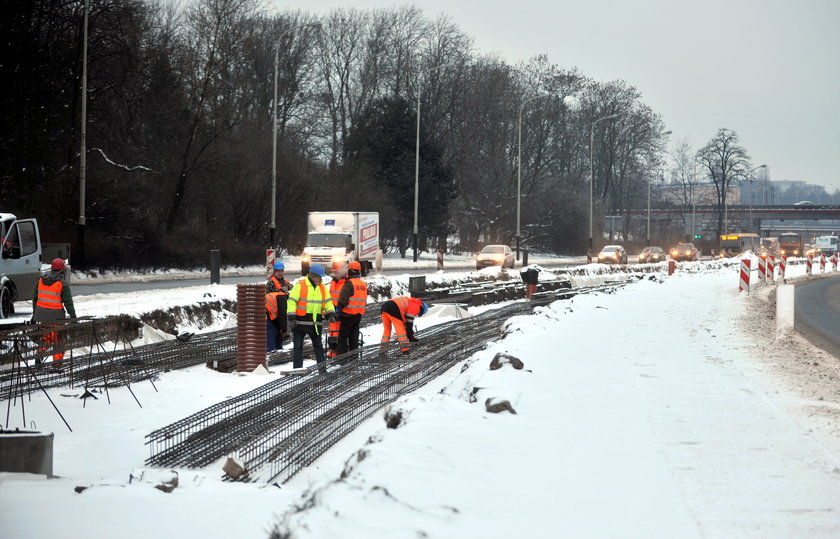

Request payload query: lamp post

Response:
[77,0,90,266]
[271,21,322,249]
[413,62,452,262]
[589,113,620,251]
[647,130,672,246]
[516,94,551,261]
[748,164,767,233]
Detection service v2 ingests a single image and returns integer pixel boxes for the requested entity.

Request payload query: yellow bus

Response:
[719,233,760,257]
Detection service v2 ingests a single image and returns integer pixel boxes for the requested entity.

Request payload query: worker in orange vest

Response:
[335,260,368,357]
[380,296,427,354]
[265,260,291,352]
[32,258,76,365]
[286,264,336,370]
[326,261,347,358]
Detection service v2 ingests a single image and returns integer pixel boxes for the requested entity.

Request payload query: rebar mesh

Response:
[145,282,626,484]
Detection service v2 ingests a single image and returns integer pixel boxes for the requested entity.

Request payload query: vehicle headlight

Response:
[332,254,345,262]
[302,254,310,262]
[494,255,503,262]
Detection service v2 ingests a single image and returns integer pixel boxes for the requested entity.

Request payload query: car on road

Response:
[638,246,666,264]
[794,200,816,207]
[597,245,628,264]
[475,244,515,269]
[670,242,699,261]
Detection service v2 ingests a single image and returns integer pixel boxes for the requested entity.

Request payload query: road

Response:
[794,274,840,356]
[70,257,587,296]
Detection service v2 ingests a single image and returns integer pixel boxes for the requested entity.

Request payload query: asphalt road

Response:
[794,274,840,357]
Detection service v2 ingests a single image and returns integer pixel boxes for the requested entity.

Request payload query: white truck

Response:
[301,212,379,276]
[1,213,43,319]
[815,235,839,256]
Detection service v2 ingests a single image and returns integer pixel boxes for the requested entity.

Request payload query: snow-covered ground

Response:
[3,259,840,538]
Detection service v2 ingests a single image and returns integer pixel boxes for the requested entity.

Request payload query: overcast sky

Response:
[276,0,840,190]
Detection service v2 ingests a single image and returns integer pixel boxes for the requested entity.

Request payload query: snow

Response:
[3,258,840,538]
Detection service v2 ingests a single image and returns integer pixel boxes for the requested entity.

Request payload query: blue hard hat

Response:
[309,263,326,277]
[273,260,285,270]
[420,302,428,316]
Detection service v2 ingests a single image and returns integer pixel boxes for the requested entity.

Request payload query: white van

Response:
[1,213,43,318]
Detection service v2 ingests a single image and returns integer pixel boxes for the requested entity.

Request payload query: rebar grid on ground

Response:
[144,301,532,483]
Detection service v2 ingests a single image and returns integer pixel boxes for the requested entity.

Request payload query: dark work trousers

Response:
[292,323,326,370]
[266,313,287,352]
[336,313,362,356]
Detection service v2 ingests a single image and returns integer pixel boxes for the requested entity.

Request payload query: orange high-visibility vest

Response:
[393,296,422,323]
[265,292,284,320]
[269,275,286,291]
[342,277,368,315]
[329,278,345,306]
[35,279,63,310]
[292,280,329,317]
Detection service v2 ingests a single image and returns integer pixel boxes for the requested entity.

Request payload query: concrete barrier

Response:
[0,430,54,476]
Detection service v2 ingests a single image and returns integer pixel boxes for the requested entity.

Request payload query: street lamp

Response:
[589,113,620,251]
[78,0,90,265]
[516,94,551,261]
[647,130,672,246]
[413,62,452,262]
[271,21,322,249]
[748,164,767,233]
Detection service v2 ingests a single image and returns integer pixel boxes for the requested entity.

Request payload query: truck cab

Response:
[302,226,355,269]
[301,212,379,276]
[1,213,43,318]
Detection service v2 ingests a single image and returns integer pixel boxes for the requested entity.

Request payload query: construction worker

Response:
[265,260,291,352]
[326,261,347,358]
[32,258,76,365]
[286,263,336,370]
[335,260,368,357]
[380,296,428,354]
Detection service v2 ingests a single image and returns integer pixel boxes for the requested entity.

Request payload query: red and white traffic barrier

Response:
[757,256,766,284]
[807,254,813,274]
[767,255,775,283]
[832,252,839,271]
[266,248,276,275]
[820,253,827,272]
[779,255,787,280]
[437,249,444,271]
[739,258,750,293]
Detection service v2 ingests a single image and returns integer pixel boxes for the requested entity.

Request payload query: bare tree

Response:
[696,128,751,247]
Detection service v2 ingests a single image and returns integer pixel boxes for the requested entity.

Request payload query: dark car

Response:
[670,242,699,261]
[476,244,515,269]
[597,245,628,264]
[638,246,666,264]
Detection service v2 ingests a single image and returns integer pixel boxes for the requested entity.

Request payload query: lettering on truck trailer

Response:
[359,223,378,256]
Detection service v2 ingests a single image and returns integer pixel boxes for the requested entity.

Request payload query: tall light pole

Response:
[78,0,90,266]
[516,94,551,261]
[589,113,620,251]
[748,164,767,233]
[647,130,672,246]
[271,21,322,249]
[413,62,452,262]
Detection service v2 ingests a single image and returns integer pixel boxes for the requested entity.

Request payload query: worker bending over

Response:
[380,296,427,354]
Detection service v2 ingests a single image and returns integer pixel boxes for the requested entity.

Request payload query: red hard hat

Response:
[51,258,66,271]
[348,261,362,271]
